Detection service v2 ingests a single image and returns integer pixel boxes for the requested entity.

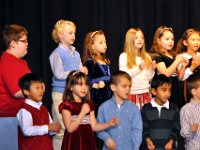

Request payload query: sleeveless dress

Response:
[59,100,97,150]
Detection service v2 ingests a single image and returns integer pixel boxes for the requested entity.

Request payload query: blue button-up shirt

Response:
[97,96,142,150]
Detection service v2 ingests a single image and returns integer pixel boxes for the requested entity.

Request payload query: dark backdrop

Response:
[1,0,200,112]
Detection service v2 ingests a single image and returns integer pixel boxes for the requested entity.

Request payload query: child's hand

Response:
[139,62,146,70]
[81,103,90,115]
[98,81,105,88]
[92,83,99,89]
[109,117,119,126]
[146,138,155,150]
[175,54,184,63]
[191,123,199,133]
[48,122,61,132]
[165,139,173,150]
[106,138,116,150]
[181,58,189,68]
[79,66,88,75]
[151,60,157,70]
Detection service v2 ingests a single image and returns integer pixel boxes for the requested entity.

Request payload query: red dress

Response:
[59,100,97,150]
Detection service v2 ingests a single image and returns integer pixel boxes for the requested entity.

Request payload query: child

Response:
[149,26,188,108]
[176,28,200,102]
[49,19,87,149]
[0,24,31,117]
[119,28,155,110]
[97,70,142,150]
[59,70,118,150]
[82,30,112,112]
[82,30,112,149]
[17,73,61,150]
[141,74,180,150]
[180,73,200,150]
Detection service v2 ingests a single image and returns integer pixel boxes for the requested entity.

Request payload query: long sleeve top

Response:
[17,99,53,136]
[119,52,154,94]
[180,99,200,150]
[97,96,143,150]
[141,100,180,149]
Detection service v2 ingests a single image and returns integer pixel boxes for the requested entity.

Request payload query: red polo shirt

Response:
[0,52,31,116]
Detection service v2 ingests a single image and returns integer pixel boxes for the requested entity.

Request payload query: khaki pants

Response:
[52,92,65,150]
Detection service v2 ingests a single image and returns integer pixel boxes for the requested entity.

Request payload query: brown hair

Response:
[3,24,28,49]
[150,26,176,57]
[63,70,91,103]
[110,70,131,85]
[186,73,200,95]
[82,30,110,64]
[176,28,200,54]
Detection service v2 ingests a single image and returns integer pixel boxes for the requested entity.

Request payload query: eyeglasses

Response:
[18,39,28,43]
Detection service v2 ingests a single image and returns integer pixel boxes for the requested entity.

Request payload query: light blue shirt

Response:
[97,96,143,150]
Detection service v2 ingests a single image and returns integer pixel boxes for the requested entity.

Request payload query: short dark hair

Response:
[19,73,43,98]
[186,73,200,94]
[3,24,28,48]
[110,70,131,85]
[151,74,171,90]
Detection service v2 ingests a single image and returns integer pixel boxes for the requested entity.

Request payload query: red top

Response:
[0,52,31,116]
[19,103,53,150]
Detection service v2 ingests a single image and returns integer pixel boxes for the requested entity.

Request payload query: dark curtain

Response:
[1,0,200,112]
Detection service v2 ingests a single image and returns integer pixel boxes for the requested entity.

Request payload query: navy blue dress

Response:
[84,58,112,113]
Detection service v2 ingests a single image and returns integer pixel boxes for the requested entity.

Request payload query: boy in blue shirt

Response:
[97,70,142,150]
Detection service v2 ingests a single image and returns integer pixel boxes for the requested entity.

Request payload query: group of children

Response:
[1,19,200,150]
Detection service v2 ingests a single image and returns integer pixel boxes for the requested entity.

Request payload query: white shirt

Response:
[181,52,200,81]
[17,99,53,136]
[119,52,155,94]
[151,99,169,117]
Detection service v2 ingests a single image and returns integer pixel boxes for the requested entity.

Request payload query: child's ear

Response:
[151,88,156,96]
[110,84,116,92]
[183,40,188,46]
[191,88,196,96]
[23,89,29,96]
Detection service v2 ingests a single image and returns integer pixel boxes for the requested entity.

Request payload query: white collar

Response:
[151,98,169,109]
[59,43,75,55]
[25,98,43,110]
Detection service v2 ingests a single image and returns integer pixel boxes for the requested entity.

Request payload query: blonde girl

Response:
[119,28,155,110]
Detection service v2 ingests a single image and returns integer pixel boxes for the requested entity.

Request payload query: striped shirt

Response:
[180,99,200,150]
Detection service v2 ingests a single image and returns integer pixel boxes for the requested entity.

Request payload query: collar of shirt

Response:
[111,96,126,106]
[59,43,75,56]
[191,99,200,106]
[25,98,43,110]
[151,98,169,116]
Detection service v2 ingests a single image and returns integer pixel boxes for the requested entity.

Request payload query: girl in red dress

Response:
[59,70,118,150]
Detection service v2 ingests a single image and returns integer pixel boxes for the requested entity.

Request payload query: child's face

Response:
[111,77,131,101]
[151,83,171,105]
[158,31,174,51]
[24,81,45,102]
[71,78,88,102]
[13,35,28,58]
[133,31,144,50]
[191,86,200,102]
[60,24,76,47]
[92,34,107,55]
[184,33,200,52]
